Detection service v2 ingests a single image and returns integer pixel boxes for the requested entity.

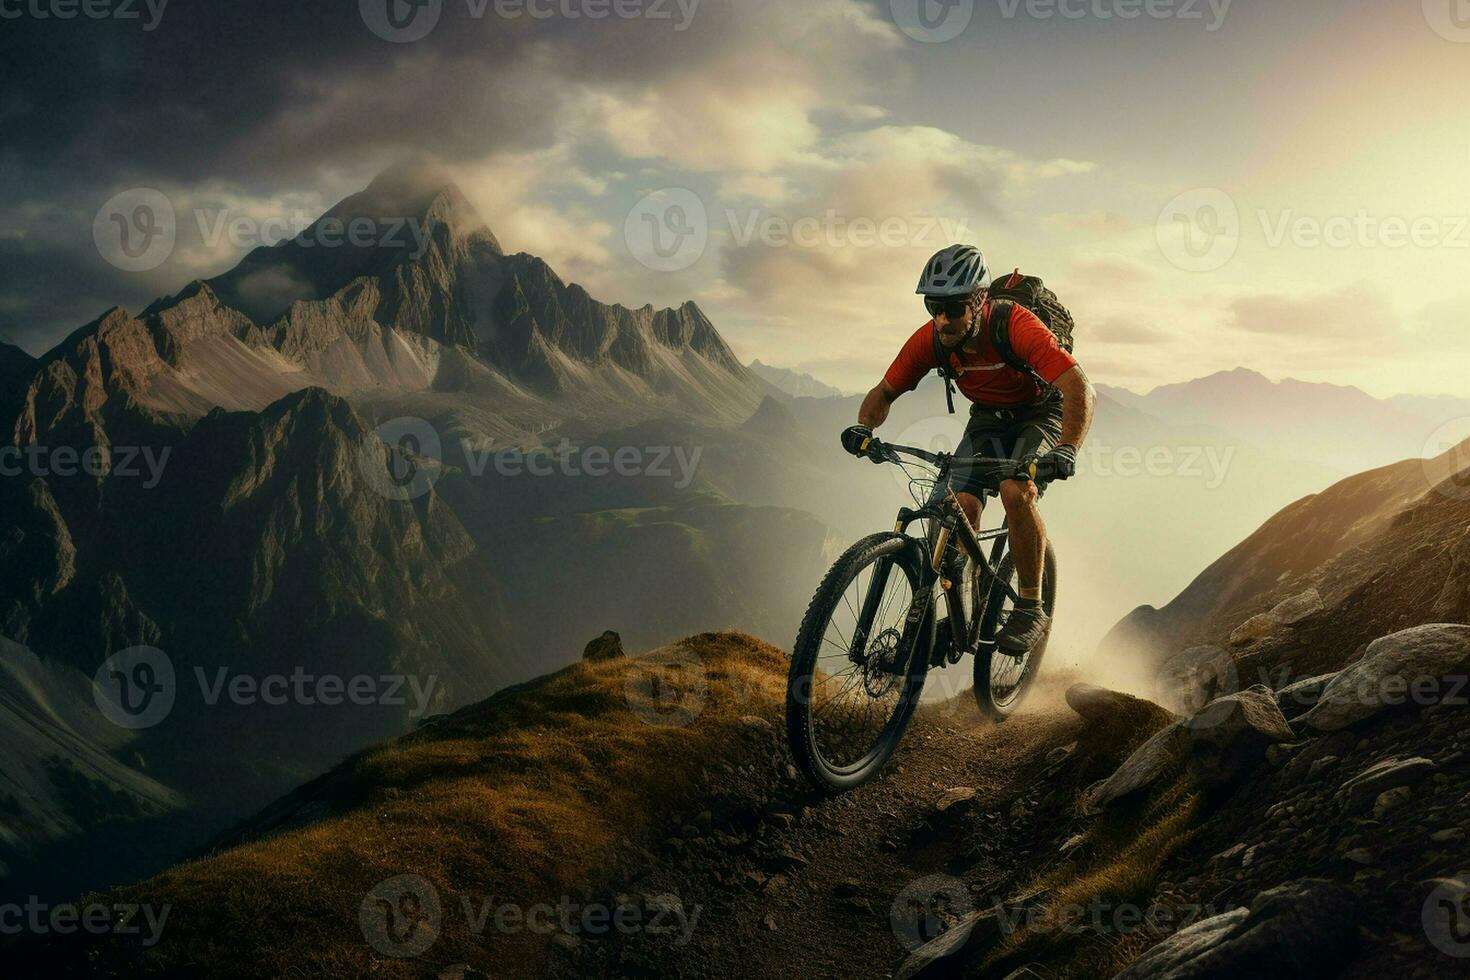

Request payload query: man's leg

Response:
[994,415,1061,654]
[998,479,1045,595]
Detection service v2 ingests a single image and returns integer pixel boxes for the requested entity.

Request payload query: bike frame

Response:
[854,449,1028,675]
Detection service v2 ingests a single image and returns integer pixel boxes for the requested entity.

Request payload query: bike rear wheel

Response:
[973,542,1057,721]
[786,533,931,793]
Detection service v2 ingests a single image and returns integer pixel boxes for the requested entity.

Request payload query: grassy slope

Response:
[56,632,789,979]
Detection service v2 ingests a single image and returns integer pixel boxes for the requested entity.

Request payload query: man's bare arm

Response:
[858,381,901,429]
[1053,365,1095,450]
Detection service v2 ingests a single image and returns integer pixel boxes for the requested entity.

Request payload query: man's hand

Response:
[1013,444,1078,482]
[841,425,884,463]
[1045,444,1078,480]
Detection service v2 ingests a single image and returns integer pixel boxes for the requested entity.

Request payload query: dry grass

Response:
[68,632,789,979]
[975,692,1204,980]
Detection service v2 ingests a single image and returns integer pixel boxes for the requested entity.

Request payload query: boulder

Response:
[1065,683,1144,723]
[1269,588,1325,625]
[582,630,625,661]
[1229,614,1279,648]
[893,910,1003,980]
[1297,624,1470,731]
[1085,721,1189,810]
[1336,756,1437,812]
[1183,687,1295,789]
[1111,879,1356,979]
[1273,672,1338,720]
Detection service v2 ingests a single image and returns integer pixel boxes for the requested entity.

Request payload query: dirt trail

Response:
[549,687,1086,980]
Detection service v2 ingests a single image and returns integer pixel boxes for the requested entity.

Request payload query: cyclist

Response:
[841,245,1095,655]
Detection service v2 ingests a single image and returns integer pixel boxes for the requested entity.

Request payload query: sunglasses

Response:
[924,296,971,320]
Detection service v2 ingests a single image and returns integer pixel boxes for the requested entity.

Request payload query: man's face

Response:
[934,300,977,349]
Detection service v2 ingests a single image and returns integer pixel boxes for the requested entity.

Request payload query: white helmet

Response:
[916,245,991,297]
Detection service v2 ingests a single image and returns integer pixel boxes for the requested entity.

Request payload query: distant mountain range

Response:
[1098,368,1470,476]
[747,360,849,399]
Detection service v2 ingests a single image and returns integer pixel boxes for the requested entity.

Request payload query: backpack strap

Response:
[932,322,957,415]
[988,300,1051,394]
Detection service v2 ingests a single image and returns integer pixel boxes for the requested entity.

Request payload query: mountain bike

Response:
[785,437,1061,793]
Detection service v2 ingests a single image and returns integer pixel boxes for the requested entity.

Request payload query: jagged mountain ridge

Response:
[15,163,763,451]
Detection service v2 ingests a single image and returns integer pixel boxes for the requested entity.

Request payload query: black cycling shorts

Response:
[951,397,1064,498]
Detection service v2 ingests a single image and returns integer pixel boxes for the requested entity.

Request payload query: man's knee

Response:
[998,479,1037,512]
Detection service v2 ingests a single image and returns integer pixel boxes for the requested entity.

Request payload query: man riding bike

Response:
[841,245,1096,656]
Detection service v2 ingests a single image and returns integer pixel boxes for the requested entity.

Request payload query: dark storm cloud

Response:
[0,0,754,352]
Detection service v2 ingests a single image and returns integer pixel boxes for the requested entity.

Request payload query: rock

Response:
[1229,613,1280,648]
[1431,827,1467,844]
[1307,755,1339,779]
[763,911,777,931]
[935,787,978,815]
[550,933,580,955]
[1298,625,1470,731]
[1343,848,1374,866]
[1184,687,1295,789]
[1060,834,1086,855]
[894,910,1004,980]
[582,630,624,661]
[1265,743,1302,768]
[1337,757,1437,812]
[1111,879,1356,979]
[1066,683,1146,722]
[1270,588,1325,625]
[1274,673,1339,720]
[1373,786,1413,817]
[740,714,772,731]
[1085,721,1189,810]
[1212,843,1247,865]
[1046,743,1077,766]
[763,847,808,872]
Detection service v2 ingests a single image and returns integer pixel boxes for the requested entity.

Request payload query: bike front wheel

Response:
[786,533,932,793]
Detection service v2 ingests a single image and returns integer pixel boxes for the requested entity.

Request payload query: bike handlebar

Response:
[861,437,1065,486]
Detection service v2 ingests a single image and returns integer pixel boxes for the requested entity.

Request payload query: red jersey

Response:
[883,302,1078,407]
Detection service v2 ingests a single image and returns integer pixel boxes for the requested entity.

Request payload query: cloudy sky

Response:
[2,0,1468,397]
